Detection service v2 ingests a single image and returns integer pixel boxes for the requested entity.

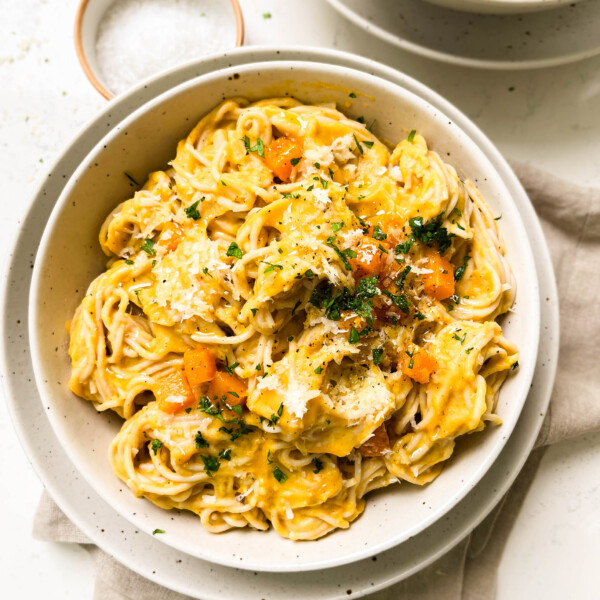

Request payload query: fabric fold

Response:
[31,166,600,599]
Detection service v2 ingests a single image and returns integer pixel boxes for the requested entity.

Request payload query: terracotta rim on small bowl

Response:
[74,0,245,100]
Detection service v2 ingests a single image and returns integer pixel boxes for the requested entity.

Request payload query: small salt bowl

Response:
[75,0,244,99]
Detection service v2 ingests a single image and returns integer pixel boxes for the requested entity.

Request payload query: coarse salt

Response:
[96,0,235,95]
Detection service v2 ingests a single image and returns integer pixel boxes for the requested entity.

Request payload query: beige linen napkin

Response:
[33,165,600,599]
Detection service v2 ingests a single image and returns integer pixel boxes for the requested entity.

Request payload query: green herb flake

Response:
[272,466,288,484]
[219,448,232,461]
[184,200,201,220]
[151,439,163,454]
[511,361,519,371]
[372,348,384,366]
[125,259,134,265]
[454,256,471,282]
[262,261,284,273]
[353,134,363,154]
[224,357,240,376]
[201,455,220,476]
[349,326,361,344]
[409,214,453,253]
[195,431,209,448]
[372,225,387,240]
[453,332,467,345]
[152,529,165,535]
[407,130,416,142]
[141,238,156,256]
[290,157,301,167]
[243,135,265,158]
[226,241,243,259]
[124,172,139,186]
[314,366,323,374]
[312,457,324,473]
[262,12,271,18]
[349,92,357,98]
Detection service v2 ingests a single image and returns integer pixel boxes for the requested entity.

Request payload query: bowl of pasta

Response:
[29,59,539,571]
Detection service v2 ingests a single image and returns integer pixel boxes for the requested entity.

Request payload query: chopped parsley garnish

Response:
[326,236,356,271]
[270,402,284,424]
[454,207,462,217]
[353,134,363,154]
[243,135,265,158]
[185,407,192,413]
[291,300,302,316]
[378,243,388,254]
[125,259,134,265]
[453,332,467,344]
[331,221,344,233]
[262,261,284,273]
[511,361,519,371]
[314,366,323,374]
[395,265,412,289]
[363,141,374,148]
[407,130,416,142]
[152,529,165,535]
[290,157,301,166]
[195,431,209,448]
[320,178,328,189]
[226,241,243,259]
[495,215,503,221]
[219,448,232,461]
[141,238,155,256]
[465,347,474,354]
[409,214,453,253]
[263,12,271,18]
[184,200,201,220]
[312,457,324,473]
[383,290,411,314]
[224,357,239,376]
[405,349,414,369]
[250,308,258,316]
[272,466,288,483]
[309,276,379,325]
[202,266,212,277]
[395,236,414,254]
[124,172,139,186]
[349,92,357,98]
[454,256,470,281]
[150,439,163,454]
[372,225,387,240]
[349,326,361,344]
[201,455,220,476]
[372,348,384,366]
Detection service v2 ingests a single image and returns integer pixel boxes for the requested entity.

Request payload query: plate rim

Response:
[326,0,600,70]
[1,46,559,599]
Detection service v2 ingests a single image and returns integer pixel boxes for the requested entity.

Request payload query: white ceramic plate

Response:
[327,0,600,69]
[29,59,539,572]
[2,47,558,598]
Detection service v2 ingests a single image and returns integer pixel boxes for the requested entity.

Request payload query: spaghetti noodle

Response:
[68,98,518,540]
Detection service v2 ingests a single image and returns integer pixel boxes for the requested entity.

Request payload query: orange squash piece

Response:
[183,347,216,387]
[422,251,455,300]
[264,137,303,181]
[360,424,391,457]
[155,370,195,413]
[348,236,387,279]
[159,222,185,253]
[400,345,438,384]
[207,371,248,407]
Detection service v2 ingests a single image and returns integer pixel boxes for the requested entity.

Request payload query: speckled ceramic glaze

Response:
[327,0,600,69]
[29,58,539,571]
[3,48,558,598]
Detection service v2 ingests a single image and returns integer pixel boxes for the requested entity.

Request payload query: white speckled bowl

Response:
[28,60,539,572]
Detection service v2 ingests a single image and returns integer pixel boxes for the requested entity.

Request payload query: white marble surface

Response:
[1,0,599,597]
